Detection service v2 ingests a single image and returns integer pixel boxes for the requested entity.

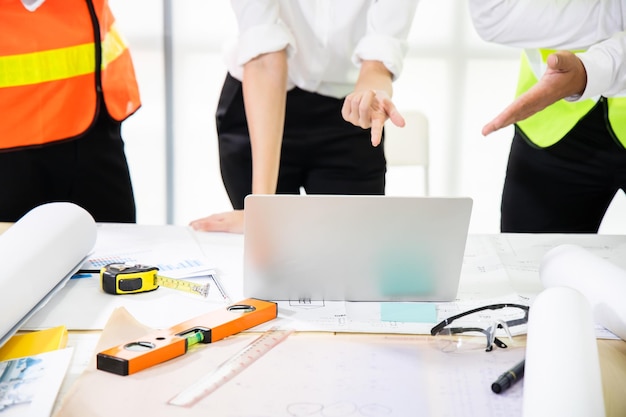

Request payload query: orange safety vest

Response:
[0,0,141,150]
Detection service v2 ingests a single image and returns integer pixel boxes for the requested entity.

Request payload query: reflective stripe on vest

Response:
[0,0,140,150]
[516,49,626,148]
[0,23,126,88]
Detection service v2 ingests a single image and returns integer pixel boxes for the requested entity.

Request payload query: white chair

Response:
[383,110,430,196]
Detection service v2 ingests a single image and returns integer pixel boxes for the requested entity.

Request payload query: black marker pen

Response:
[491,359,525,394]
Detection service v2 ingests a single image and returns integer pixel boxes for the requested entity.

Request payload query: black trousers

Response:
[0,108,136,223]
[216,74,386,210]
[501,99,626,233]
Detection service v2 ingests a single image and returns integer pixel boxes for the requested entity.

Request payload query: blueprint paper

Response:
[55,307,526,417]
[0,348,74,417]
[22,224,222,331]
[0,203,96,347]
[540,244,626,341]
[523,286,605,417]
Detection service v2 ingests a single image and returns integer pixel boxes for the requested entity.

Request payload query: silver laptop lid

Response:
[243,195,472,302]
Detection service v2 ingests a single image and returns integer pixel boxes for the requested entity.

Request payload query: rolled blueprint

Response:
[523,286,605,417]
[0,202,97,347]
[540,243,626,341]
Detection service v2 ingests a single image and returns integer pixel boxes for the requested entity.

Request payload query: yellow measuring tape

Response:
[100,263,209,298]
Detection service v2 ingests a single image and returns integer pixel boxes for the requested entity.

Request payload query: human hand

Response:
[341,89,406,146]
[189,210,244,234]
[482,51,587,136]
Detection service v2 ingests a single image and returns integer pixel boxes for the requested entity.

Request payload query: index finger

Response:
[370,116,384,146]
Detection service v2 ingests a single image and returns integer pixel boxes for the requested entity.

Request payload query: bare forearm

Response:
[354,60,394,97]
[242,50,288,195]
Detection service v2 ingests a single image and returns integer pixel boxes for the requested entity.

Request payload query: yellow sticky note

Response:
[0,325,68,361]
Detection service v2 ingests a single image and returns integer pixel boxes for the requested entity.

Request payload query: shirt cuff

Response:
[235,22,296,67]
[352,35,408,81]
[573,50,614,101]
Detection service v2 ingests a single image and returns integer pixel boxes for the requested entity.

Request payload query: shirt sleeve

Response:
[352,0,419,80]
[575,32,626,100]
[467,0,625,49]
[230,0,297,67]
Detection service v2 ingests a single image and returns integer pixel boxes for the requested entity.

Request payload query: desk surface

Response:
[55,330,626,416]
[1,222,626,415]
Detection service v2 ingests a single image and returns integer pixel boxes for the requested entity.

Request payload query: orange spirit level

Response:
[96,298,277,376]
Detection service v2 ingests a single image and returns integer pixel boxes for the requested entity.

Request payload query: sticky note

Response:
[377,249,434,296]
[380,302,437,323]
[0,325,68,361]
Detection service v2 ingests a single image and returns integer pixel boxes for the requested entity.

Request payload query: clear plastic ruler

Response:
[168,327,294,408]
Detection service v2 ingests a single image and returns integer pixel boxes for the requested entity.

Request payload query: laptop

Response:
[243,195,473,302]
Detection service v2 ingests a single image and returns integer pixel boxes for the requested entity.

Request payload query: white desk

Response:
[1,223,625,416]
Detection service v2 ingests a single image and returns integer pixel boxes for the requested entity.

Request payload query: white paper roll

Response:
[0,202,97,346]
[540,243,626,341]
[523,286,605,417]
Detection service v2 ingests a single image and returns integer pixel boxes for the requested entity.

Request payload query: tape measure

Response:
[168,327,293,408]
[100,263,209,298]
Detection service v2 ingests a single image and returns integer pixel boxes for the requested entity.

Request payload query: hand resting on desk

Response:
[190,210,244,234]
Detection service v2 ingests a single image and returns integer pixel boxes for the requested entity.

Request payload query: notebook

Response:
[243,195,473,302]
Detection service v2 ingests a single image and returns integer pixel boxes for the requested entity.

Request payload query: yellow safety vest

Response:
[515,49,626,148]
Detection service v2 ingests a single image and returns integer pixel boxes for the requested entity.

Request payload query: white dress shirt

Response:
[578,32,626,100]
[467,0,626,100]
[20,0,45,11]
[225,0,418,99]
[468,0,624,50]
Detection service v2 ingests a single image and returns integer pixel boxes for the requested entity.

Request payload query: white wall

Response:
[108,0,167,223]
[110,0,626,234]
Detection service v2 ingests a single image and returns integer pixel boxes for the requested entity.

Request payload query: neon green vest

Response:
[516,49,626,148]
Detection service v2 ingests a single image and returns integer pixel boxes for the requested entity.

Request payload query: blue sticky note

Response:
[380,302,437,323]
[378,250,434,296]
